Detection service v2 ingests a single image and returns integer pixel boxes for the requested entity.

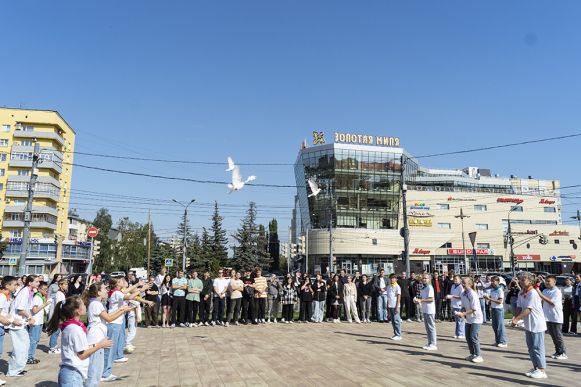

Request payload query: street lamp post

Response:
[455,209,470,275]
[507,207,517,277]
[172,199,195,272]
[571,210,581,242]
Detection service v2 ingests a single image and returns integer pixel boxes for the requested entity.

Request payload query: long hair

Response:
[83,282,102,306]
[46,295,84,336]
[50,274,61,286]
[24,275,37,287]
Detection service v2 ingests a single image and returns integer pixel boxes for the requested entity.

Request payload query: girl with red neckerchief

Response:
[46,295,112,386]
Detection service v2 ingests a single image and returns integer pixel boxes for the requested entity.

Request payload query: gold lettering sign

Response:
[409,218,432,227]
[315,131,401,147]
[313,131,325,145]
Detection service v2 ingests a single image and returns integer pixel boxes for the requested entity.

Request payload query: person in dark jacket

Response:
[398,272,411,320]
[199,271,213,326]
[358,274,373,323]
[312,273,327,323]
[328,274,344,323]
[299,277,314,322]
[432,271,443,321]
[241,270,255,324]
[326,272,335,321]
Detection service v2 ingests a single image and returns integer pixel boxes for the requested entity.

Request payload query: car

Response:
[109,271,126,278]
[556,275,572,291]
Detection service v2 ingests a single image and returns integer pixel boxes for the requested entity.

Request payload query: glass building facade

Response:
[294,143,418,234]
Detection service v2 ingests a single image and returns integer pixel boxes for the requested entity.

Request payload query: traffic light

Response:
[299,235,306,255]
[92,240,101,258]
[539,235,548,245]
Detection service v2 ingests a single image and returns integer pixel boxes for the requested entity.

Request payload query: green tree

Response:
[92,208,113,273]
[268,218,280,271]
[152,241,177,276]
[232,202,258,271]
[257,224,271,269]
[210,201,229,267]
[115,217,148,271]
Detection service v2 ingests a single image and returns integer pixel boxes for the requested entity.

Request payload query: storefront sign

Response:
[515,254,541,261]
[540,198,556,205]
[409,210,433,218]
[549,230,569,236]
[447,197,476,202]
[410,202,430,210]
[497,198,524,204]
[311,131,401,147]
[8,237,39,244]
[412,248,431,255]
[447,248,492,255]
[550,255,576,262]
[409,218,432,227]
[512,230,538,235]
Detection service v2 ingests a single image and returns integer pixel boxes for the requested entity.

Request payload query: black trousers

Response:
[401,296,411,319]
[371,295,378,320]
[325,297,333,320]
[186,300,199,324]
[144,301,158,327]
[434,296,442,319]
[301,301,313,321]
[255,298,266,320]
[242,297,255,321]
[282,304,294,321]
[171,296,186,324]
[200,297,212,323]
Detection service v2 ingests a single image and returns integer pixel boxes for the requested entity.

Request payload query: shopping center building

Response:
[293,131,579,275]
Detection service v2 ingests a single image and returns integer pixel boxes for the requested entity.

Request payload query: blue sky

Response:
[2,1,581,243]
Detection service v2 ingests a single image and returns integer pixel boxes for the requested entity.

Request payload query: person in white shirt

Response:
[447,275,465,339]
[46,295,112,387]
[414,273,437,350]
[374,269,388,323]
[27,281,52,364]
[484,276,507,347]
[537,275,567,360]
[455,277,484,363]
[84,282,133,385]
[0,276,24,386]
[512,272,548,380]
[212,270,230,326]
[49,279,69,354]
[7,275,40,377]
[387,274,402,340]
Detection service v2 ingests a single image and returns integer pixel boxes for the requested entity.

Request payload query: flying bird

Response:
[308,178,321,197]
[227,159,256,193]
[226,157,236,172]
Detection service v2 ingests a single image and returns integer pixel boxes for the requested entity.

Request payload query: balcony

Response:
[5,189,60,202]
[9,149,63,174]
[4,205,59,217]
[2,220,56,230]
[7,175,61,189]
[13,130,65,147]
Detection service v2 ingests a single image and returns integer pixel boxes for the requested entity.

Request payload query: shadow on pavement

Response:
[467,372,565,387]
[34,381,58,387]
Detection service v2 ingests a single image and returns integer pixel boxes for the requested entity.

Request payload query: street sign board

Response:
[87,227,99,238]
[8,258,17,266]
[468,232,477,246]
[164,258,174,267]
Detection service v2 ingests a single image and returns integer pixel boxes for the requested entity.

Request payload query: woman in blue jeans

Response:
[46,295,112,387]
[456,277,484,363]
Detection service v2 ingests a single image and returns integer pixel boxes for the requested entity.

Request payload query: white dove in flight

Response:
[227,161,256,193]
[226,157,236,172]
[308,178,321,197]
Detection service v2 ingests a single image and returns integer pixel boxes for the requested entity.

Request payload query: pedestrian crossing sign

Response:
[164,258,174,267]
[8,258,17,266]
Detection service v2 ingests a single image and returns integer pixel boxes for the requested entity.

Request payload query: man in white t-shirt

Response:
[374,269,388,323]
[484,276,507,347]
[387,274,402,340]
[512,272,548,379]
[537,275,567,360]
[447,275,465,339]
[415,273,437,350]
[212,269,230,325]
[27,281,51,364]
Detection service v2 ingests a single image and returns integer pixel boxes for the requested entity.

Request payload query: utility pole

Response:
[328,206,333,274]
[305,229,309,274]
[400,155,410,277]
[18,143,40,276]
[172,199,195,272]
[571,210,581,242]
[508,208,516,277]
[455,208,470,274]
[147,209,152,277]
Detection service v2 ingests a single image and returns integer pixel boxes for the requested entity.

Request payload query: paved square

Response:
[3,320,579,386]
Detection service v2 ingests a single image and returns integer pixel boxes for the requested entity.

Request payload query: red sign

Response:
[515,254,541,261]
[540,198,556,205]
[447,248,491,256]
[549,231,569,236]
[412,248,431,255]
[87,227,99,238]
[497,198,524,204]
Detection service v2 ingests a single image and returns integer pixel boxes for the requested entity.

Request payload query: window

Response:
[13,199,25,205]
[1,124,10,132]
[474,204,487,212]
[510,206,523,212]
[0,169,4,176]
[17,169,29,176]
[0,153,6,161]
[23,125,34,132]
[476,224,489,230]
[437,223,451,229]
[477,243,490,249]
[438,204,450,210]
[20,140,32,146]
[0,183,3,191]
[554,239,560,244]
[544,207,556,213]
[0,139,8,147]
[10,230,22,238]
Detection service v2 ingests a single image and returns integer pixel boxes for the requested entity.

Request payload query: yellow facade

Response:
[0,108,75,243]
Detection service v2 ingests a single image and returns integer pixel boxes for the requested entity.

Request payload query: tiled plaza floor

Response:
[2,319,579,386]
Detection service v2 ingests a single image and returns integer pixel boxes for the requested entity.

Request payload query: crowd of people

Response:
[0,268,578,385]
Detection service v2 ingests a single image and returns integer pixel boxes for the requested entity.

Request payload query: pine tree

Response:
[210,201,229,267]
[186,233,203,272]
[200,228,213,270]
[92,208,114,273]
[257,224,271,269]
[268,218,280,272]
[232,202,259,271]
[175,212,195,267]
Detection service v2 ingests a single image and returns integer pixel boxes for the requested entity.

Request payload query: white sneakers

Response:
[529,370,547,379]
[49,348,61,354]
[422,345,437,351]
[101,375,118,382]
[471,356,484,363]
[391,336,402,341]
[551,353,568,360]
[114,357,128,363]
[497,343,508,348]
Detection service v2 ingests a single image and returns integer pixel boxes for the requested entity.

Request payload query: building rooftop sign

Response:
[312,131,401,147]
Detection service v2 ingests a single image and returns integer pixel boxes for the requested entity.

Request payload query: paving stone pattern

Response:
[2,320,579,386]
